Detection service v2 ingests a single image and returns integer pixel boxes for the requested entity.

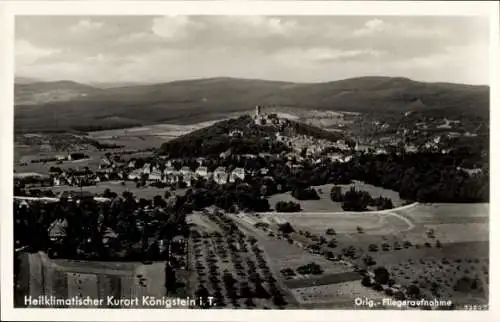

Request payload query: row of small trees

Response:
[280,262,324,277]
[192,212,287,308]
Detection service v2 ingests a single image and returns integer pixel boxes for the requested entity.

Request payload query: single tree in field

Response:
[327,238,338,248]
[406,285,421,299]
[330,185,343,202]
[325,228,336,236]
[363,255,376,266]
[373,266,390,285]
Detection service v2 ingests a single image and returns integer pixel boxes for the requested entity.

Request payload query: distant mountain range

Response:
[14,77,42,84]
[14,76,489,133]
[15,80,104,106]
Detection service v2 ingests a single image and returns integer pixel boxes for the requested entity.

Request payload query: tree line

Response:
[330,186,394,211]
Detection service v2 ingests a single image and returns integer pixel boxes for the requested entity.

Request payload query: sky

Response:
[15,15,490,85]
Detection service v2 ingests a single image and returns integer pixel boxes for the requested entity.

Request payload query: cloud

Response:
[14,16,490,85]
[151,16,193,39]
[276,47,386,65]
[353,18,384,36]
[69,19,104,33]
[216,16,297,36]
[15,39,61,65]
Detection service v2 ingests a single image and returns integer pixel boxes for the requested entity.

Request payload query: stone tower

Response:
[255,105,261,117]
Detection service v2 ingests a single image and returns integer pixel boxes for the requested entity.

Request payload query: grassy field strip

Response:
[39,261,137,276]
[284,271,361,289]
[292,281,385,307]
[187,213,222,232]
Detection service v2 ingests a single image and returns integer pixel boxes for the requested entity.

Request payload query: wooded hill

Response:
[15,76,489,133]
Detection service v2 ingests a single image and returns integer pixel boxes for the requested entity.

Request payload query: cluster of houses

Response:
[51,168,125,187]
[126,160,250,187]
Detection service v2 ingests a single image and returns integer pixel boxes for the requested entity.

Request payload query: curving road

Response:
[258,202,419,216]
[257,202,419,232]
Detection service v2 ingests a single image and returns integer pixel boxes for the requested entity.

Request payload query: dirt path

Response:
[383,211,416,232]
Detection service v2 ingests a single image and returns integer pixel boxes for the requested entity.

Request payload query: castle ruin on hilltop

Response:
[253,105,285,126]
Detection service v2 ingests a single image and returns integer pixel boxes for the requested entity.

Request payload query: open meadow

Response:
[87,119,227,150]
[229,213,354,276]
[268,181,404,212]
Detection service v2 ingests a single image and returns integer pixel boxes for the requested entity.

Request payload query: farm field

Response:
[284,271,360,289]
[292,281,385,307]
[87,119,227,150]
[264,211,410,236]
[386,255,489,307]
[15,147,157,174]
[268,181,404,212]
[15,154,102,174]
[14,118,227,173]
[392,203,489,244]
[187,213,224,233]
[228,213,353,276]
[187,211,298,309]
[234,201,489,308]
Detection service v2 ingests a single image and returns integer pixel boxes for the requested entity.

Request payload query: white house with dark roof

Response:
[229,129,243,137]
[52,176,62,186]
[168,174,182,185]
[229,168,246,183]
[48,218,68,242]
[142,163,151,174]
[213,166,228,185]
[128,170,142,180]
[164,166,176,175]
[183,172,195,187]
[148,170,162,182]
[195,166,209,179]
[180,166,192,176]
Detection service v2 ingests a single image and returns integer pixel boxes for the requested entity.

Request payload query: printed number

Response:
[464,304,488,310]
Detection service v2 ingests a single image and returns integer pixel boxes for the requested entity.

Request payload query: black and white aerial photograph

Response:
[8,8,494,317]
